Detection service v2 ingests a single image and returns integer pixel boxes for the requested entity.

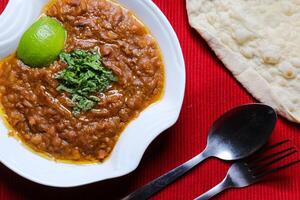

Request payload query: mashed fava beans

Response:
[0,0,164,162]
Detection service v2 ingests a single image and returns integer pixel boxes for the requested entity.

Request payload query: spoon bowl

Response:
[205,104,277,160]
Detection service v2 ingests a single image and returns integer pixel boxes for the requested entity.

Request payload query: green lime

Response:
[17,16,66,67]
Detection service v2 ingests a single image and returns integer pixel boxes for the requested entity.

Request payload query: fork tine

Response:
[261,140,290,152]
[247,140,290,161]
[248,146,296,166]
[254,159,300,179]
[251,150,298,172]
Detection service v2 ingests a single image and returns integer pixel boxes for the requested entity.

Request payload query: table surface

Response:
[0,0,300,199]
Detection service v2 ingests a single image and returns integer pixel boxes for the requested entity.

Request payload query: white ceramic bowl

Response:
[0,0,185,187]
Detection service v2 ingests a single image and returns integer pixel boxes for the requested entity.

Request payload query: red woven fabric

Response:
[0,0,300,199]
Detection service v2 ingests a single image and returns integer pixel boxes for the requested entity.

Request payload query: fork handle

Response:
[194,177,232,200]
[122,152,208,200]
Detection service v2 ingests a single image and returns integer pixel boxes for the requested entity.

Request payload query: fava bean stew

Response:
[0,0,164,162]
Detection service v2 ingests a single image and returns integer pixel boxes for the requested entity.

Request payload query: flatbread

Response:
[187,0,300,123]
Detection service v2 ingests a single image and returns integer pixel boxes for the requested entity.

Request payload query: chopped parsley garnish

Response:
[56,49,117,115]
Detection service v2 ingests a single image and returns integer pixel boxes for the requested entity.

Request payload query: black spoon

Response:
[122,104,277,200]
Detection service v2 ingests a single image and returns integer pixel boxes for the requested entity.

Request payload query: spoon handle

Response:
[121,152,208,200]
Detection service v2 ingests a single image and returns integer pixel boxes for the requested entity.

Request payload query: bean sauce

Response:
[0,0,164,162]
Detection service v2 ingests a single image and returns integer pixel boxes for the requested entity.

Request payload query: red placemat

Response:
[0,0,299,199]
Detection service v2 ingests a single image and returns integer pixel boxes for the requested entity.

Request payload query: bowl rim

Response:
[0,0,186,187]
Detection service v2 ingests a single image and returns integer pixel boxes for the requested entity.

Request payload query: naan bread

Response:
[187,0,300,123]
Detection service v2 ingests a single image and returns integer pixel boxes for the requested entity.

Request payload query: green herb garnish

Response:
[56,49,117,115]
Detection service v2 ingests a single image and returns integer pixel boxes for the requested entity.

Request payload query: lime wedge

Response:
[17,16,66,67]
